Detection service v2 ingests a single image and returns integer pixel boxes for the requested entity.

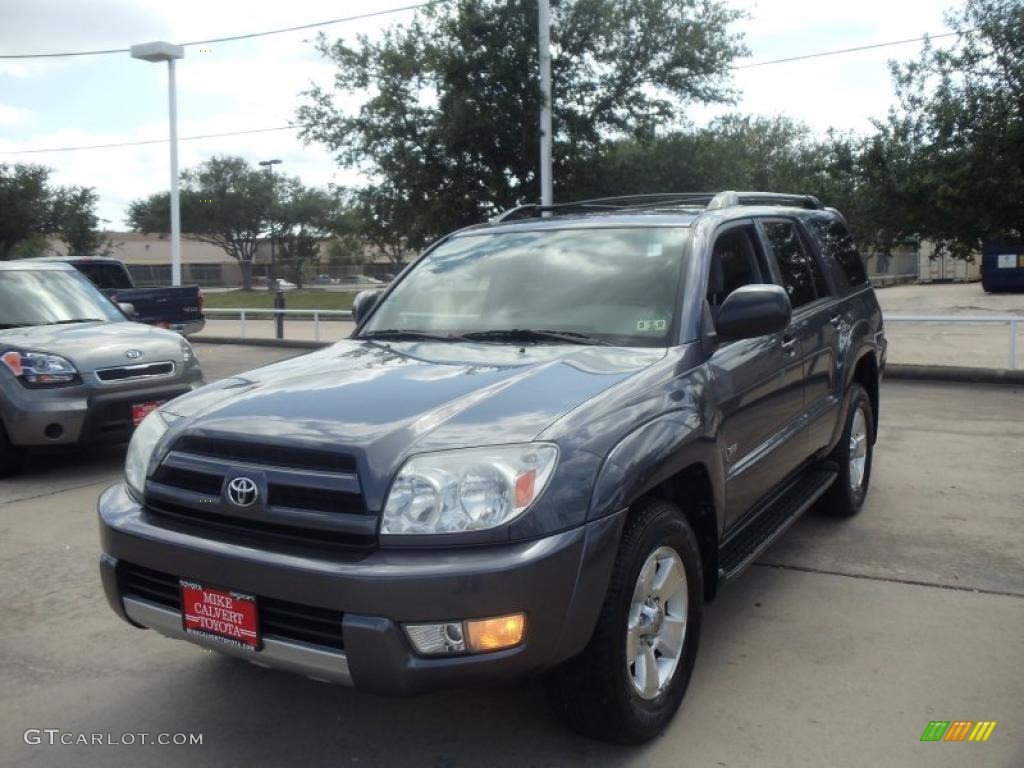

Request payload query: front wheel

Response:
[0,421,23,478]
[544,498,703,744]
[818,383,874,517]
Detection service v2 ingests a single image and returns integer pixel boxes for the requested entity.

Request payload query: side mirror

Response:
[352,289,383,325]
[715,284,791,341]
[118,302,138,319]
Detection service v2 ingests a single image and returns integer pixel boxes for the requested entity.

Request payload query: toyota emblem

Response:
[226,476,259,507]
[125,349,143,360]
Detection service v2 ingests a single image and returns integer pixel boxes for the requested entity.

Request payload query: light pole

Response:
[258,159,282,283]
[538,0,553,208]
[130,41,185,287]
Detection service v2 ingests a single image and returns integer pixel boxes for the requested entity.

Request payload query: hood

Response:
[0,321,185,373]
[166,339,665,479]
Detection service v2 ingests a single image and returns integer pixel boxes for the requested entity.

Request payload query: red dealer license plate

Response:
[131,401,164,426]
[180,580,261,651]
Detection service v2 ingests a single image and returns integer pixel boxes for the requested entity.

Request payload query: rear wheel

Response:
[544,498,703,744]
[818,383,874,517]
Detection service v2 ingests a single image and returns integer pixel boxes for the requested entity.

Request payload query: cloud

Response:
[0,104,34,126]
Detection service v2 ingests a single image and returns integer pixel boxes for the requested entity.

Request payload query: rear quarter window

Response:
[809,216,869,289]
[75,262,133,290]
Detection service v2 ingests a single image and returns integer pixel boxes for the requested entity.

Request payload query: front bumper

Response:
[98,483,624,695]
[2,369,204,447]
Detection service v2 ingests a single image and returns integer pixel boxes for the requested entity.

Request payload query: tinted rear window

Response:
[809,216,868,288]
[74,262,133,290]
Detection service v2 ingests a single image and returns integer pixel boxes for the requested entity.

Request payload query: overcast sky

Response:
[0,0,956,229]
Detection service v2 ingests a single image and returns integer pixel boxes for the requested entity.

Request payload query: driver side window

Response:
[707,226,765,322]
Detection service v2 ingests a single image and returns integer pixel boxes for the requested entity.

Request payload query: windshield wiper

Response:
[462,329,611,346]
[50,318,105,325]
[0,322,42,329]
[358,329,463,343]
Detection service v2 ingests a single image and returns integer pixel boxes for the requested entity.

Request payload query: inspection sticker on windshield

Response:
[636,318,668,332]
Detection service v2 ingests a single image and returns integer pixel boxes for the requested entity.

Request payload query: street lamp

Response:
[258,159,282,283]
[130,41,185,287]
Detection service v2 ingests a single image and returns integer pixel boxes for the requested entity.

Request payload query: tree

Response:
[878,0,1024,256]
[53,186,107,256]
[272,182,348,287]
[297,0,747,252]
[1,164,57,258]
[128,156,276,289]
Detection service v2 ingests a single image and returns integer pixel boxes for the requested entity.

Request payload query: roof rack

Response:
[491,190,823,222]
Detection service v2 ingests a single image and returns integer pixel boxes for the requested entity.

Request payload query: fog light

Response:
[404,622,466,655]
[466,613,525,652]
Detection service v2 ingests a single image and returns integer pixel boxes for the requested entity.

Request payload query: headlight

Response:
[125,410,169,498]
[381,443,558,535]
[180,338,196,367]
[1,350,79,387]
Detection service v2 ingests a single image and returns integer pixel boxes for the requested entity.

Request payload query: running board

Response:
[718,463,838,582]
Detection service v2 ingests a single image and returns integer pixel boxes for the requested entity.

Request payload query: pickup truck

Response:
[98,191,885,744]
[36,257,205,336]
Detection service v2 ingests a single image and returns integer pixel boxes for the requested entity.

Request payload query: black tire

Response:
[544,497,703,744]
[0,421,23,478]
[818,383,874,517]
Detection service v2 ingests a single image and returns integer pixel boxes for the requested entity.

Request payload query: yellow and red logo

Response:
[920,721,997,742]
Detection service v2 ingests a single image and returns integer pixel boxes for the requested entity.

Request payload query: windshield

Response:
[363,227,690,347]
[0,269,125,328]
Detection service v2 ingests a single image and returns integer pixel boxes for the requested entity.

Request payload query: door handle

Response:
[781,336,798,353]
[830,314,841,327]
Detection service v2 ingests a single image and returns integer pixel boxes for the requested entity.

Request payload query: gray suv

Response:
[0,261,204,476]
[97,192,885,743]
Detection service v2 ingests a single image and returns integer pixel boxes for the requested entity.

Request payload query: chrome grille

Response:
[144,436,373,550]
[96,361,175,382]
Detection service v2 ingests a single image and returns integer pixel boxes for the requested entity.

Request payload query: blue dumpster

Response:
[982,240,1024,292]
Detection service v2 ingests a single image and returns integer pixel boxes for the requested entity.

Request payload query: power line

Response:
[0,28,965,155]
[0,126,293,155]
[735,31,958,69]
[0,2,437,59]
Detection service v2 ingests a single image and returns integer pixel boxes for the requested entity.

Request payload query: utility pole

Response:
[131,41,184,286]
[538,0,553,208]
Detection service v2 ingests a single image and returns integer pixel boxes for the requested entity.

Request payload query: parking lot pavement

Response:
[877,282,1023,368]
[1,348,1021,767]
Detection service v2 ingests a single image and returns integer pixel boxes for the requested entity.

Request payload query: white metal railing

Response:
[884,314,1021,369]
[201,308,1022,369]
[203,308,353,342]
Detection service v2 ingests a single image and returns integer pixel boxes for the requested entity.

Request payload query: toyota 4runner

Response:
[97,191,885,743]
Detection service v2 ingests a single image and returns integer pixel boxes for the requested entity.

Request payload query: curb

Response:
[886,364,1024,385]
[193,335,330,350]
[193,337,1024,385]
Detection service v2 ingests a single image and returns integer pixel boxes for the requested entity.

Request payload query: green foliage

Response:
[128,156,356,289]
[297,0,747,252]
[202,288,355,311]
[272,183,348,287]
[875,0,1024,256]
[0,164,54,258]
[128,156,276,289]
[0,164,102,259]
[53,186,105,256]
